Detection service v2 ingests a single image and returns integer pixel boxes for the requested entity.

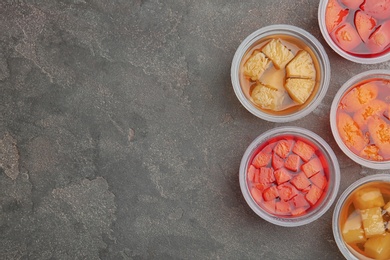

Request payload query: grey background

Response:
[1,0,389,259]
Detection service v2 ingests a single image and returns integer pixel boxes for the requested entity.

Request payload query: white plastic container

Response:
[231,24,331,122]
[239,126,340,227]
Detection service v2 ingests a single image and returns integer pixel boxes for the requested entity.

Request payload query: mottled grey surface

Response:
[1,0,389,259]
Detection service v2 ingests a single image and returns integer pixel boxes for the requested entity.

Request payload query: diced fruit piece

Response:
[337,112,367,153]
[353,187,385,210]
[262,142,276,153]
[274,168,292,185]
[360,207,385,238]
[342,210,366,244]
[332,22,363,53]
[325,0,350,33]
[255,182,271,192]
[354,10,377,42]
[243,50,272,81]
[368,116,390,158]
[290,172,311,190]
[285,78,315,105]
[340,82,378,112]
[384,201,390,213]
[274,139,294,159]
[252,152,272,168]
[302,157,323,178]
[292,140,315,162]
[305,185,323,206]
[286,50,316,79]
[277,183,298,201]
[248,165,258,182]
[251,187,263,205]
[263,199,276,214]
[272,153,284,170]
[340,0,364,9]
[251,83,285,111]
[360,144,384,161]
[353,99,387,129]
[259,167,275,184]
[361,0,390,20]
[262,39,294,70]
[364,232,390,260]
[263,186,279,201]
[310,173,328,190]
[367,20,390,54]
[284,154,300,172]
[292,193,310,208]
[275,201,292,215]
[291,207,306,216]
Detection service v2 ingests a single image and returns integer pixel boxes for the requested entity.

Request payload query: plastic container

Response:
[231,24,331,122]
[239,126,340,227]
[333,174,390,260]
[330,70,390,170]
[318,0,390,64]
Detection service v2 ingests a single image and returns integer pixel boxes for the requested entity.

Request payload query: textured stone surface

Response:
[1,0,390,259]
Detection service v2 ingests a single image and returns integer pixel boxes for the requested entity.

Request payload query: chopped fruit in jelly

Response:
[368,116,390,158]
[367,20,390,54]
[252,152,272,168]
[364,232,390,260]
[274,139,294,159]
[310,173,328,190]
[326,0,350,32]
[285,78,315,105]
[361,0,390,20]
[302,158,323,178]
[292,140,315,162]
[337,112,367,153]
[251,83,285,111]
[263,185,279,201]
[332,22,363,53]
[274,168,292,185]
[353,187,385,210]
[243,50,271,81]
[284,154,300,172]
[259,167,275,184]
[340,82,378,112]
[277,183,298,201]
[290,172,311,191]
[360,207,385,238]
[272,153,285,170]
[261,39,294,70]
[305,185,323,206]
[342,210,366,244]
[355,10,377,42]
[285,50,316,79]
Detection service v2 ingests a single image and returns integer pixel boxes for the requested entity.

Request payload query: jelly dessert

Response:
[247,135,329,217]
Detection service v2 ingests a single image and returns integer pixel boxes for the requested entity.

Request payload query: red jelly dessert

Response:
[247,135,329,217]
[325,0,390,58]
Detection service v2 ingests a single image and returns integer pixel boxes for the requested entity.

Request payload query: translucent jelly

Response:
[247,135,329,217]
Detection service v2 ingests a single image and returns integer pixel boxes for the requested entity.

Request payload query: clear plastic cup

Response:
[239,126,340,227]
[231,24,331,122]
[333,174,390,260]
[318,0,390,64]
[330,70,390,170]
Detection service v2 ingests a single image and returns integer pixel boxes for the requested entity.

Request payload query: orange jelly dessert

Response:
[336,78,390,161]
[239,35,321,115]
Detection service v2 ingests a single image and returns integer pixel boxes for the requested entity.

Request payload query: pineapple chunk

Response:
[364,233,390,260]
[342,210,366,244]
[360,207,385,238]
[286,50,316,79]
[353,187,385,210]
[284,78,315,104]
[262,39,294,70]
[384,201,390,213]
[251,83,285,111]
[243,50,271,81]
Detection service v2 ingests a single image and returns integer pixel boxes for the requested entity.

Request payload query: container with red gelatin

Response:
[319,0,390,63]
[239,126,340,227]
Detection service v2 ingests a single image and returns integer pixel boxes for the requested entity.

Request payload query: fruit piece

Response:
[310,173,328,190]
[284,78,315,104]
[325,0,350,33]
[274,168,292,185]
[273,139,294,159]
[277,183,298,201]
[364,232,390,260]
[332,22,363,53]
[263,199,276,214]
[251,83,285,111]
[263,185,279,201]
[337,112,367,153]
[367,20,390,54]
[254,182,271,192]
[340,0,364,9]
[361,0,390,20]
[360,207,385,238]
[340,82,378,112]
[342,210,366,244]
[275,201,292,215]
[302,157,323,178]
[247,165,258,182]
[353,99,387,129]
[261,39,294,70]
[284,154,300,172]
[252,152,272,168]
[292,140,315,162]
[291,207,306,216]
[243,50,272,81]
[292,193,310,208]
[286,50,316,79]
[262,142,276,153]
[272,153,284,170]
[353,187,385,210]
[360,144,384,161]
[354,10,377,42]
[251,187,263,205]
[305,185,323,206]
[290,172,311,190]
[384,201,390,213]
[368,116,390,158]
[259,167,275,184]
